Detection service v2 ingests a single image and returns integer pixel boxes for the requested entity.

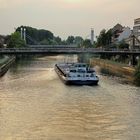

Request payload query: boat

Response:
[55,63,99,85]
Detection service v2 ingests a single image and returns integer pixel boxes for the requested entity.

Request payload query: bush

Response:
[118,41,129,49]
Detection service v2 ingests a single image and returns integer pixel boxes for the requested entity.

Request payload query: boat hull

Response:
[64,80,98,85]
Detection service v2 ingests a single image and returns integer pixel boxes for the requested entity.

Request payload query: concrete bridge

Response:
[0,47,140,55]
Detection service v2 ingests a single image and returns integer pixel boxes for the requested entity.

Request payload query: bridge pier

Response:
[129,54,139,66]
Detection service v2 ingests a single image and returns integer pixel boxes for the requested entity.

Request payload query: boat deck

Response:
[56,63,73,74]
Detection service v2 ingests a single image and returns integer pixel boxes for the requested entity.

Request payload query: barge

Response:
[55,63,99,85]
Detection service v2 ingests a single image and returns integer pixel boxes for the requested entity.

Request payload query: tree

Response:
[74,36,83,46]
[106,29,112,45]
[40,39,50,45]
[96,29,112,47]
[118,41,129,49]
[54,36,62,45]
[66,36,75,44]
[96,29,106,47]
[82,39,92,48]
[8,32,25,48]
[16,26,54,45]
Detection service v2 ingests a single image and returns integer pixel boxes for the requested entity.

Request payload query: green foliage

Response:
[66,36,75,44]
[15,26,84,46]
[74,36,83,45]
[61,40,67,45]
[54,36,62,45]
[16,26,54,45]
[97,29,106,46]
[66,36,84,46]
[8,32,25,48]
[134,61,140,86]
[96,29,112,47]
[82,39,92,48]
[40,39,50,45]
[106,29,112,45]
[118,41,129,49]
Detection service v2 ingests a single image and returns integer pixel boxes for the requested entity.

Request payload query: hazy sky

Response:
[0,0,139,39]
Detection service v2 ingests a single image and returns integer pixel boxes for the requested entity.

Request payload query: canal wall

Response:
[0,56,15,77]
[90,58,135,82]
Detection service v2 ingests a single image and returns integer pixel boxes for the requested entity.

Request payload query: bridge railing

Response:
[0,47,140,53]
[28,45,77,48]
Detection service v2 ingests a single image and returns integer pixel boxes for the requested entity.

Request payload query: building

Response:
[112,24,123,32]
[118,27,132,42]
[111,24,131,43]
[133,18,140,46]
[111,24,124,43]
[133,18,140,36]
[122,18,140,49]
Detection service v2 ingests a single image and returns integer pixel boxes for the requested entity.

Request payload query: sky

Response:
[0,0,140,39]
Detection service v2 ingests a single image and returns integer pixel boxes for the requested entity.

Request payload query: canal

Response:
[0,55,140,140]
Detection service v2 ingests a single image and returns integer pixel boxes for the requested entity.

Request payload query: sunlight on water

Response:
[0,55,140,140]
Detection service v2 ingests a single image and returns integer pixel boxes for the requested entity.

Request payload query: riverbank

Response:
[90,58,135,83]
[0,56,15,77]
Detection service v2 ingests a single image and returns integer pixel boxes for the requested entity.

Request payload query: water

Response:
[0,55,140,140]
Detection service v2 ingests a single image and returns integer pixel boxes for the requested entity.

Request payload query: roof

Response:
[112,24,123,33]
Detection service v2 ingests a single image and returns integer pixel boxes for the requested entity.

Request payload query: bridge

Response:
[0,46,140,55]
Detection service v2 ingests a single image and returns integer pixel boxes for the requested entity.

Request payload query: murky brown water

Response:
[0,55,140,140]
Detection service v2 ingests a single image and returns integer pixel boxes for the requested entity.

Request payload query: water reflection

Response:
[0,54,140,140]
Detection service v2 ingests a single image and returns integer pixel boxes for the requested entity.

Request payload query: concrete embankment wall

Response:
[0,56,15,77]
[90,58,135,82]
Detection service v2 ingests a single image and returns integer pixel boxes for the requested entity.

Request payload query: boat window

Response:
[86,75,89,77]
[67,74,71,77]
[70,70,76,72]
[88,70,95,73]
[78,69,85,73]
[77,75,81,77]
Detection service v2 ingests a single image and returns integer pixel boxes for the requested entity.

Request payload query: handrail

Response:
[0,48,140,54]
